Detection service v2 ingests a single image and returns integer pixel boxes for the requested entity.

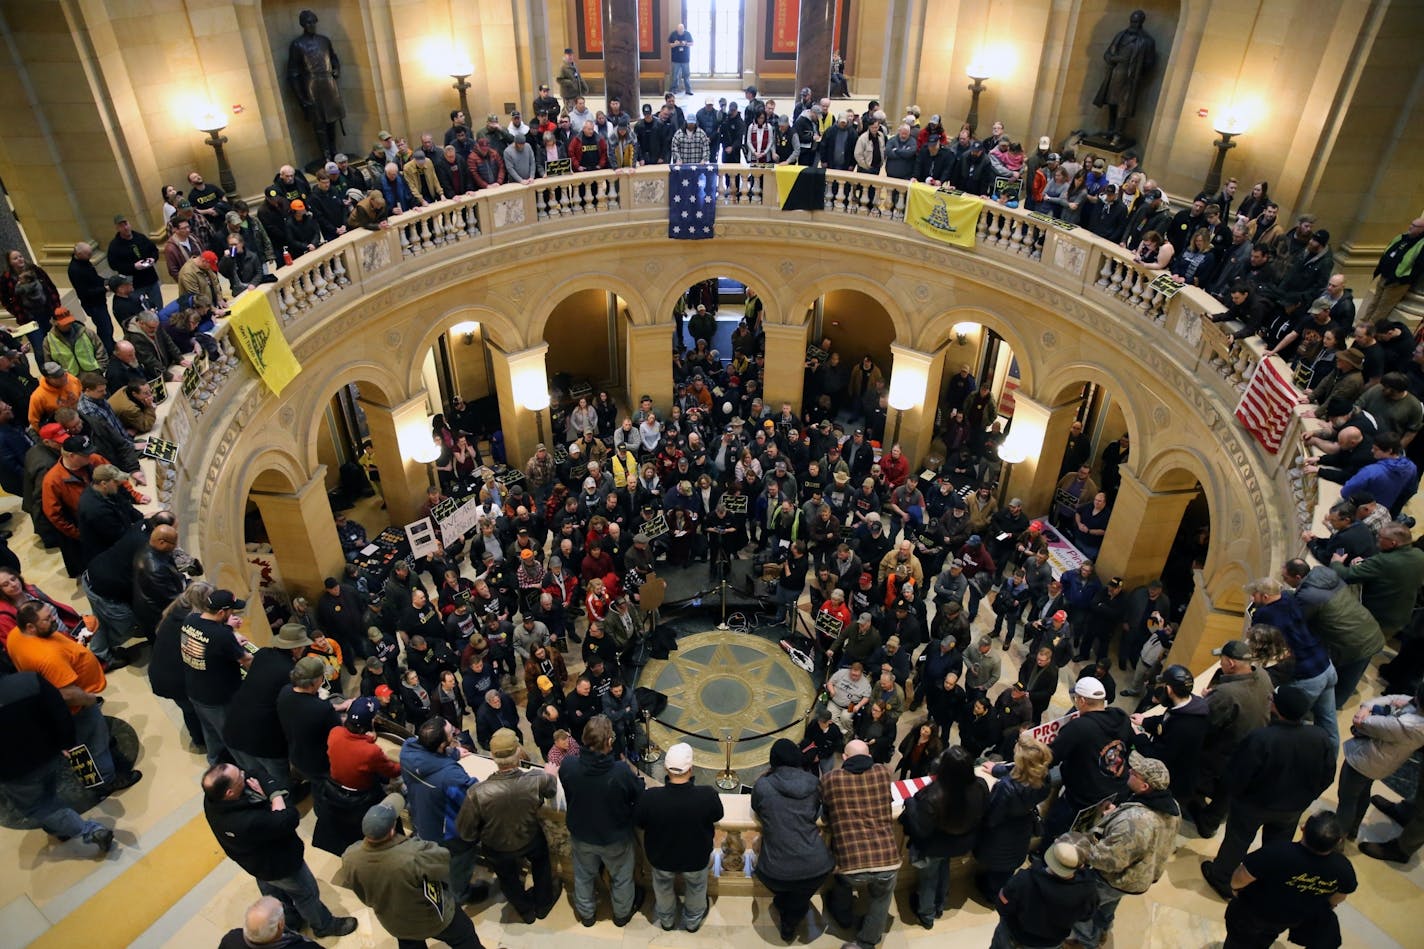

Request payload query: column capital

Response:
[249,464,329,501]
[358,391,429,416]
[490,340,550,365]
[762,321,810,342]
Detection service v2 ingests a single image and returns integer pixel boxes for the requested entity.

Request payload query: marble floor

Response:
[2,488,1423,948]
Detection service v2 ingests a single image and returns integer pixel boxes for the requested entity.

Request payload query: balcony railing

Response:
[149,163,1323,572]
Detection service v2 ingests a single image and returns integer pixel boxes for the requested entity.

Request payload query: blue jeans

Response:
[827,868,898,948]
[652,865,709,930]
[1,756,107,842]
[81,573,134,662]
[571,836,636,922]
[190,699,230,766]
[1292,663,1339,754]
[230,750,290,788]
[1070,873,1126,948]
[73,702,118,785]
[670,62,692,93]
[914,855,951,921]
[256,862,334,931]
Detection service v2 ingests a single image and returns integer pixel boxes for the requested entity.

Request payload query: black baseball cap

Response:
[1211,639,1251,660]
[209,590,247,610]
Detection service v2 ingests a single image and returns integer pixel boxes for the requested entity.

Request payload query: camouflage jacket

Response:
[1086,789,1180,894]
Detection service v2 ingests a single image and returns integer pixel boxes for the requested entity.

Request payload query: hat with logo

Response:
[346,696,380,732]
[1212,639,1251,660]
[60,434,93,454]
[53,307,77,327]
[490,727,522,761]
[374,684,393,699]
[39,422,68,444]
[209,589,247,611]
[664,742,694,774]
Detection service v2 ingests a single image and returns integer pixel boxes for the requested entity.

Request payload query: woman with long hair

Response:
[0,567,88,650]
[1235,180,1270,222]
[895,719,944,779]
[901,745,990,927]
[150,582,215,751]
[973,733,1053,901]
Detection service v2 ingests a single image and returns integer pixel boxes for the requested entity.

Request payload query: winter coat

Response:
[398,737,474,843]
[1132,694,1209,801]
[974,766,1050,871]
[1343,697,1424,780]
[203,771,306,881]
[338,832,457,939]
[751,764,835,881]
[1085,788,1180,894]
[884,135,918,179]
[1294,565,1384,667]
[560,747,643,845]
[1051,706,1135,805]
[900,776,988,859]
[1332,544,1424,634]
[1199,665,1272,779]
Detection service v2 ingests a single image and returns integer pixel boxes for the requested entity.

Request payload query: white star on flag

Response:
[673,226,681,234]
[673,194,682,203]
[695,211,703,219]
[681,179,691,186]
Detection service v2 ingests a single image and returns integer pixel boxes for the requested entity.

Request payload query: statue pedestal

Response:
[1079,133,1138,153]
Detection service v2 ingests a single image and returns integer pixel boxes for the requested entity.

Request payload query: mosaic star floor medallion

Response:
[638,629,818,771]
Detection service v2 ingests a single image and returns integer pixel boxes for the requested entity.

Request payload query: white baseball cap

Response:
[1074,676,1107,700]
[665,742,694,774]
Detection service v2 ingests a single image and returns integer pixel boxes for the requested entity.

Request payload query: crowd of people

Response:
[1,59,1423,949]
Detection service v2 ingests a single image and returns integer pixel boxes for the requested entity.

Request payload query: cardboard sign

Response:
[404,517,440,559]
[544,158,572,177]
[67,743,104,789]
[1028,709,1079,745]
[993,177,1022,203]
[1072,795,1116,833]
[437,496,483,547]
[641,512,669,540]
[142,437,179,464]
[722,494,748,514]
[639,574,666,613]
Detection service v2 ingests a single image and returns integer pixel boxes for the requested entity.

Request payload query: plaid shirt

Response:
[821,758,901,872]
[670,128,710,164]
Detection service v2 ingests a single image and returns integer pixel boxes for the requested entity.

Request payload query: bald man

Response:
[821,736,898,947]
[133,525,188,640]
[67,240,114,350]
[218,896,321,948]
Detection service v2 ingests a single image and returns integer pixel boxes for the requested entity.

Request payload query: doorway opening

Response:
[684,0,743,78]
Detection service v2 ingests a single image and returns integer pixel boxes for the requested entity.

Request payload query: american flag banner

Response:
[891,775,935,806]
[668,164,717,240]
[1234,356,1304,453]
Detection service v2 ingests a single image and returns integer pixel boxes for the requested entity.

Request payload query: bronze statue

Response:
[287,10,346,160]
[1093,9,1157,145]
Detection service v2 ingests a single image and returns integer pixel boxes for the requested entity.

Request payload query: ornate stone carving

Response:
[492,197,526,229]
[1041,331,1058,349]
[779,260,796,279]
[360,239,391,275]
[1053,239,1088,277]
[913,283,931,302]
[631,177,667,206]
[385,329,403,348]
[279,405,296,428]
[1176,306,1204,348]
[1152,405,1170,429]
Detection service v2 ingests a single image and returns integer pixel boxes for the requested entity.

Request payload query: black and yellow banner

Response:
[774,165,826,211]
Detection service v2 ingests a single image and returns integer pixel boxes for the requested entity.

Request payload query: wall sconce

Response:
[450,320,479,346]
[886,368,924,449]
[964,66,991,136]
[194,104,239,198]
[1203,111,1249,197]
[449,52,474,126]
[997,425,1034,505]
[952,321,979,346]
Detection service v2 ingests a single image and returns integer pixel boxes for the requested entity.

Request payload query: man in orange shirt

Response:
[27,361,81,429]
[7,602,143,793]
[41,433,144,577]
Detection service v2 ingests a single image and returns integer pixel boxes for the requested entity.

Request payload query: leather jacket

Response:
[455,766,557,853]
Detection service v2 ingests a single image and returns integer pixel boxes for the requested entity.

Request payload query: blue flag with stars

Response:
[668,164,716,240]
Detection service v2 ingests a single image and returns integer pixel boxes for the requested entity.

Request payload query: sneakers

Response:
[312,916,358,937]
[88,827,115,853]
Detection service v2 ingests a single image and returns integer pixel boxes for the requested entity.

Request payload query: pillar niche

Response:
[762,321,812,412]
[249,466,346,600]
[626,324,673,416]
[489,342,550,474]
[1001,394,1081,516]
[359,393,438,527]
[886,343,947,468]
[1093,470,1199,589]
[602,0,641,115]
[1175,578,1248,674]
[794,0,835,98]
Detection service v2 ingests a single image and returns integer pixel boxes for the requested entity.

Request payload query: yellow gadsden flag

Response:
[905,183,980,249]
[228,291,301,395]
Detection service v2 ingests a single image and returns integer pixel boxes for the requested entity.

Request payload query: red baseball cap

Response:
[39,422,68,444]
[200,250,219,266]
[374,684,393,699]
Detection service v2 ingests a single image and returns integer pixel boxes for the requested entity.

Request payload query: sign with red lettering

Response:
[1029,709,1079,745]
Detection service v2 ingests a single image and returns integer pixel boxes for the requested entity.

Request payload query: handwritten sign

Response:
[544,158,572,178]
[641,512,669,540]
[722,494,748,514]
[437,497,483,547]
[142,437,179,464]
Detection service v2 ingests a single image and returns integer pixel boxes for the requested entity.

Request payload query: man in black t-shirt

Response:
[667,24,694,95]
[181,589,252,765]
[1225,810,1356,948]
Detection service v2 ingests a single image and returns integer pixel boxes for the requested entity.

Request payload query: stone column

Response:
[1174,580,1248,674]
[762,322,812,412]
[1002,394,1082,516]
[249,466,346,600]
[625,324,673,416]
[359,393,437,527]
[794,0,835,98]
[489,342,550,472]
[602,0,641,114]
[1094,470,1199,588]
[886,343,947,468]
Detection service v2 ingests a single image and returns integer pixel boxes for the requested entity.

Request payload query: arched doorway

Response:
[543,290,628,445]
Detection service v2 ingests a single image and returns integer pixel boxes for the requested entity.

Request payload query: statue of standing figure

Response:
[287,10,346,161]
[1093,9,1157,146]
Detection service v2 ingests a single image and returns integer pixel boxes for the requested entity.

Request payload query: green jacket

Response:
[43,325,107,375]
[1296,566,1385,666]
[1332,545,1424,634]
[338,832,456,940]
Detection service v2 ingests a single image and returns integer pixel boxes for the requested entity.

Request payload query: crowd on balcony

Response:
[2,67,1424,949]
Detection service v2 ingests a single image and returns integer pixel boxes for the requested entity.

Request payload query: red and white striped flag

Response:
[891,776,935,806]
[1234,357,1302,453]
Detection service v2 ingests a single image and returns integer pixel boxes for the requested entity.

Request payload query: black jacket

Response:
[106,231,161,289]
[0,672,76,779]
[975,766,1051,871]
[560,748,643,845]
[912,147,953,184]
[1226,719,1335,810]
[84,521,148,602]
[203,771,306,881]
[77,484,142,554]
[1052,706,1135,805]
[132,546,186,634]
[277,687,340,779]
[67,256,107,308]
[223,648,299,759]
[996,861,1099,945]
[751,764,835,881]
[900,776,988,858]
[1133,694,1209,801]
[634,779,725,871]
